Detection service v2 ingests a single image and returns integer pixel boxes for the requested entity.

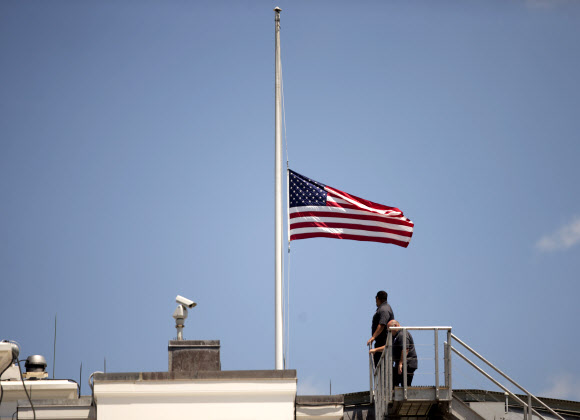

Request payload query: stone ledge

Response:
[18,396,93,407]
[94,370,297,382]
[296,395,344,405]
[168,340,220,349]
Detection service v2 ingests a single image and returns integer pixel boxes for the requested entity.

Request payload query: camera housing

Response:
[176,295,196,309]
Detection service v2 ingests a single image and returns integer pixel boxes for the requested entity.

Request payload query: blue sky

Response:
[1,0,579,400]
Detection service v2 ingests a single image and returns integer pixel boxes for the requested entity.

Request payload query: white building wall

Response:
[94,378,297,420]
[0,379,78,420]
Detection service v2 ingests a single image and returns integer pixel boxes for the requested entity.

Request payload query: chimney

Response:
[168,340,220,372]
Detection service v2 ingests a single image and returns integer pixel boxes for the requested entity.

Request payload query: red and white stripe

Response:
[289,187,414,248]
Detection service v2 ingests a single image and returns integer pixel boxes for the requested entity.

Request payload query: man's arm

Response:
[397,348,409,374]
[367,324,385,346]
[369,345,385,354]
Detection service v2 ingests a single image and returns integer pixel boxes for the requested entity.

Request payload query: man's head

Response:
[375,291,388,306]
[387,319,400,336]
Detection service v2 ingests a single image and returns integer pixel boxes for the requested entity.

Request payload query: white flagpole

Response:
[274,6,284,370]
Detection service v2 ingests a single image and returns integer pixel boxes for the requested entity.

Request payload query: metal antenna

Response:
[79,363,82,397]
[53,313,57,379]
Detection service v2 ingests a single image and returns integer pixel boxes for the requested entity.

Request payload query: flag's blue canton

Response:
[289,170,327,208]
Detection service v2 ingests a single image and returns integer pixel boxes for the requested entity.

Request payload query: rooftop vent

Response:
[23,355,48,379]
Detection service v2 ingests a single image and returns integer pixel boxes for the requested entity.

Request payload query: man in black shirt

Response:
[389,320,418,387]
[366,290,394,367]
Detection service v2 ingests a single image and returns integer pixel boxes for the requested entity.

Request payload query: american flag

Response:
[288,170,414,248]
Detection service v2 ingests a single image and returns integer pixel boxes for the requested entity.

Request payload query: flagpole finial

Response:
[274,7,282,13]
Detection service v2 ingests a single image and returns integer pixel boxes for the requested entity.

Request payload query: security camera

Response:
[176,295,196,309]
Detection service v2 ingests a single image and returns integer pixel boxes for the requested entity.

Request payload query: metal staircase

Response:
[369,327,566,420]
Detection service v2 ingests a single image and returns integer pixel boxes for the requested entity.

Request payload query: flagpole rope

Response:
[286,238,291,368]
[282,253,286,369]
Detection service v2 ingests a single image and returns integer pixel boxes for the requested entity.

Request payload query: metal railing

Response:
[370,328,564,420]
[370,326,453,420]
[450,334,565,420]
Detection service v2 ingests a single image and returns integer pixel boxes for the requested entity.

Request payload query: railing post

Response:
[381,355,386,416]
[434,329,440,399]
[447,329,452,395]
[373,358,380,420]
[378,358,382,414]
[383,358,387,411]
[375,370,379,420]
[402,328,408,400]
[387,332,392,405]
[444,341,449,388]
[368,344,374,403]
[528,393,533,420]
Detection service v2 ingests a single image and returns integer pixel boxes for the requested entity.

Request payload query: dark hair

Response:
[376,291,388,302]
